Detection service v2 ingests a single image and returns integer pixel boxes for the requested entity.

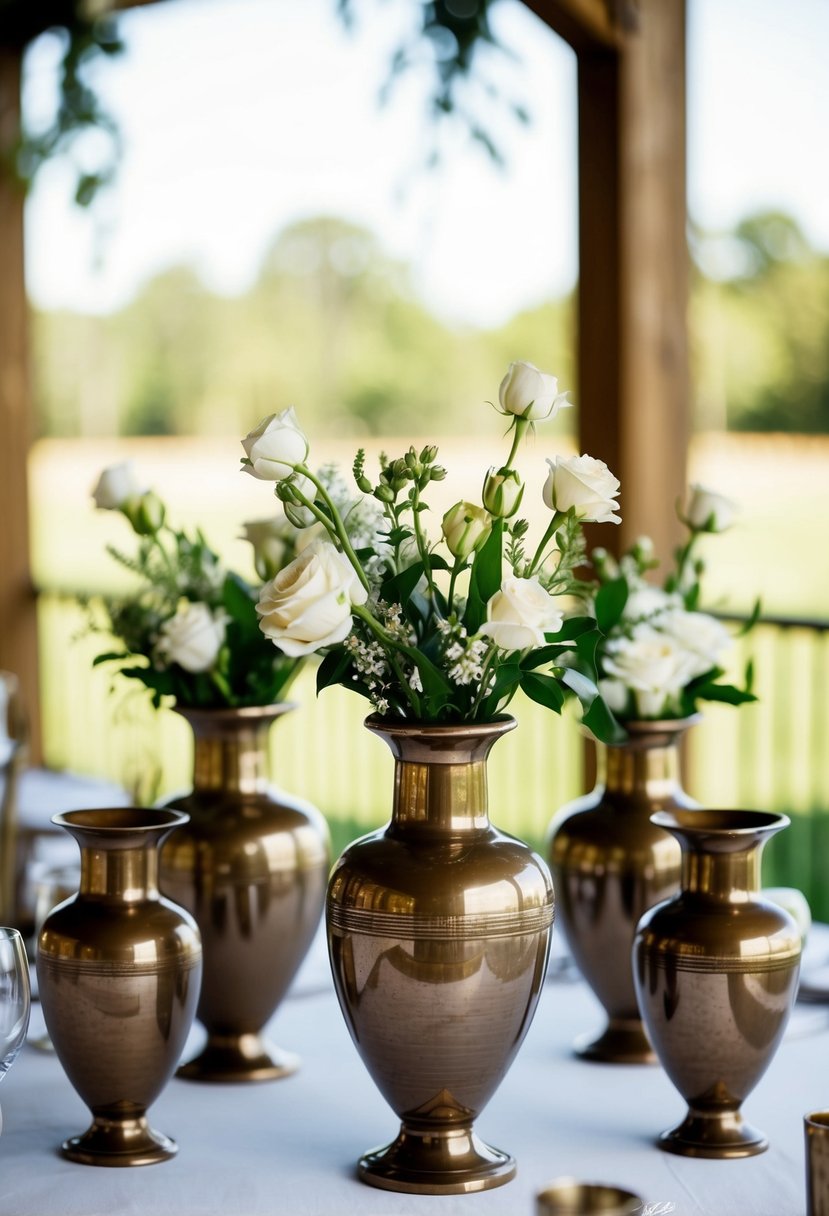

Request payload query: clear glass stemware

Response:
[0,927,32,1135]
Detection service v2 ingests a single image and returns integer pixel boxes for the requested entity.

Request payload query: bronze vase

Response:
[37,808,202,1166]
[327,716,554,1195]
[633,808,801,1158]
[159,704,329,1082]
[547,717,698,1063]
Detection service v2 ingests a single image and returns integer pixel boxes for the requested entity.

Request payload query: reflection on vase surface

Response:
[633,808,801,1158]
[37,808,202,1166]
[328,716,554,1195]
[159,705,329,1082]
[548,718,698,1063]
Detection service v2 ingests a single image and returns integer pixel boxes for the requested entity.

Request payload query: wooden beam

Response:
[522,0,631,53]
[0,47,40,760]
[576,0,689,563]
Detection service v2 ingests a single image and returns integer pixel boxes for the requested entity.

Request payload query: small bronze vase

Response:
[327,716,554,1196]
[37,808,202,1167]
[159,704,329,1082]
[547,717,698,1063]
[633,808,801,1158]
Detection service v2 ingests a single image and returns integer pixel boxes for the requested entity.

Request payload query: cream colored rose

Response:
[241,407,309,480]
[686,484,736,533]
[91,462,144,510]
[480,575,564,651]
[156,601,227,673]
[602,626,698,718]
[441,502,491,559]
[256,540,368,657]
[659,609,732,675]
[542,454,621,524]
[498,361,570,422]
[623,586,678,622]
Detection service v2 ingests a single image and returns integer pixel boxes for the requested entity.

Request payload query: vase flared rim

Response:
[651,808,790,836]
[364,714,516,764]
[364,714,515,740]
[617,713,702,735]
[52,807,190,834]
[172,702,296,726]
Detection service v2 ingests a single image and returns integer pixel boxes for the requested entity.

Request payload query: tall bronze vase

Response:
[159,704,329,1082]
[633,809,801,1158]
[547,717,698,1063]
[37,808,202,1166]
[327,716,554,1196]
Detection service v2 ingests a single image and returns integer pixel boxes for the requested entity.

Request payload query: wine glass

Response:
[0,927,31,1135]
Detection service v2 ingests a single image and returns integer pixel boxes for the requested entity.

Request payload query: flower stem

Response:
[526,511,565,577]
[293,466,372,594]
[504,418,528,471]
[352,604,422,716]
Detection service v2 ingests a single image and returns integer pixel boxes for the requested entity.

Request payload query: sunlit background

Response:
[17,0,829,900]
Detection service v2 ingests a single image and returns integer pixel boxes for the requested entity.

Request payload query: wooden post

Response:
[526,0,689,563]
[0,47,40,760]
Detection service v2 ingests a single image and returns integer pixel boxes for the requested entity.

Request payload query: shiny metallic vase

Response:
[37,808,202,1167]
[327,716,554,1195]
[159,705,329,1082]
[547,718,697,1063]
[633,808,801,1158]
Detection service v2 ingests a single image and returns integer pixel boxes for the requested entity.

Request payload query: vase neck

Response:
[681,848,762,903]
[54,809,187,904]
[367,717,515,838]
[181,709,287,795]
[598,722,692,802]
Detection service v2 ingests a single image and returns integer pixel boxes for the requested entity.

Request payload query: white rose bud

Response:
[498,360,571,422]
[122,490,165,536]
[241,407,309,481]
[482,466,524,519]
[480,575,564,651]
[543,454,621,524]
[156,602,227,674]
[91,461,144,510]
[256,540,368,657]
[242,516,293,582]
[686,484,737,533]
[441,502,492,560]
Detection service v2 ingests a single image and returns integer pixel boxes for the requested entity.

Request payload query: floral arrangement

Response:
[587,485,756,720]
[89,461,302,708]
[241,361,623,738]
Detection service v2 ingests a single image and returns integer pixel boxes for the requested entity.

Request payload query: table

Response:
[2,925,827,1216]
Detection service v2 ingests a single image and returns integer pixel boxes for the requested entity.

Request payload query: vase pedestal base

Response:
[358,1123,515,1195]
[575,1017,656,1065]
[61,1115,177,1167]
[658,1109,768,1159]
[176,1032,299,1084]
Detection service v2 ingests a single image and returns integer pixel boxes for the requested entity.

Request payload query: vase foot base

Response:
[358,1124,515,1194]
[575,1018,656,1065]
[658,1109,768,1158]
[61,1116,177,1167]
[176,1033,299,1084]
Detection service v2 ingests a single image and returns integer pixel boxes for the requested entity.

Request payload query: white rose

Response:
[241,516,294,581]
[91,461,144,510]
[498,361,571,422]
[256,540,368,657]
[623,586,679,623]
[441,501,492,559]
[241,407,309,480]
[156,601,227,674]
[598,677,631,715]
[480,575,564,651]
[602,625,699,718]
[542,454,621,524]
[686,484,737,533]
[659,609,732,675]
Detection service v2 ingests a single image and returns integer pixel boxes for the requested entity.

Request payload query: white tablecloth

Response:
[2,924,827,1216]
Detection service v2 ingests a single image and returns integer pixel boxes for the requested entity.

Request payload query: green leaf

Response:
[691,681,757,706]
[92,650,127,666]
[316,648,353,694]
[464,519,503,634]
[594,577,628,633]
[581,696,627,744]
[381,562,425,607]
[520,672,566,714]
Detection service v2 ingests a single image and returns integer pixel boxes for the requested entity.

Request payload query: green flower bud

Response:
[374,484,396,504]
[441,501,492,560]
[123,490,165,536]
[482,466,524,519]
[420,444,439,464]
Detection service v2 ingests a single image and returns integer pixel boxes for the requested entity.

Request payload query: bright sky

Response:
[21,0,829,328]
